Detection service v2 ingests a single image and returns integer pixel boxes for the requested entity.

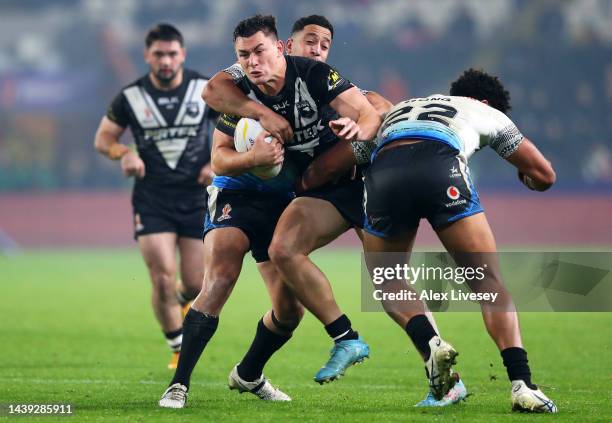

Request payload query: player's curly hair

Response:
[291,15,334,39]
[233,14,278,42]
[450,68,511,113]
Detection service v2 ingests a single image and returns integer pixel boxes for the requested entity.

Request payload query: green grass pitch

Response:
[1,249,611,422]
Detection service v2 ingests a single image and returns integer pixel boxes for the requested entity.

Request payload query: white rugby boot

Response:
[424,336,459,400]
[228,364,291,401]
[159,383,188,409]
[511,380,558,413]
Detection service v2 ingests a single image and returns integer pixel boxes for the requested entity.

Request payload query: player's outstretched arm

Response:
[211,129,283,177]
[505,137,556,191]
[202,71,293,142]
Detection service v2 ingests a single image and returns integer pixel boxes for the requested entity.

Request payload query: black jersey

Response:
[213,56,353,193]
[107,69,217,194]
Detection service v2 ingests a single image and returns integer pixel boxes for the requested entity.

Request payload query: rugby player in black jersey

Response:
[159,15,381,408]
[202,14,457,400]
[94,24,217,370]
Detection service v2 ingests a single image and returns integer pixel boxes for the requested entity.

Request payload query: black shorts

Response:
[300,173,365,229]
[132,186,207,240]
[203,187,291,263]
[363,141,483,237]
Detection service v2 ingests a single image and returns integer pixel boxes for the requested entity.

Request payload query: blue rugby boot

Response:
[415,376,467,407]
[314,337,370,384]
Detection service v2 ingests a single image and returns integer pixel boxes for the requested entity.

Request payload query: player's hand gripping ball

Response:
[234,118,283,179]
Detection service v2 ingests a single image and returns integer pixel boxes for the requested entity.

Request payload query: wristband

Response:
[350,140,376,164]
[108,144,130,160]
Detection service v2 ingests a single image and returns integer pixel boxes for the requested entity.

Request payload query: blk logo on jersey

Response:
[217,204,232,222]
[446,186,460,200]
[158,96,180,108]
[272,100,290,111]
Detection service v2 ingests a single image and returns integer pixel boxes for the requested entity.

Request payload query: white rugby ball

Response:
[234,117,282,179]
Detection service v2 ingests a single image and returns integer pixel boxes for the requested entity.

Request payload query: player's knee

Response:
[151,271,177,300]
[268,238,296,267]
[270,223,319,266]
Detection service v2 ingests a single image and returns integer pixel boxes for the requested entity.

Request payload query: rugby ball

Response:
[234,118,282,179]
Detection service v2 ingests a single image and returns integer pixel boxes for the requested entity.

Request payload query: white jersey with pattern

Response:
[377,94,524,160]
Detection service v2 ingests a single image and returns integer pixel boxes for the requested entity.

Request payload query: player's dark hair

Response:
[145,23,184,48]
[450,68,511,113]
[291,15,334,39]
[233,14,278,42]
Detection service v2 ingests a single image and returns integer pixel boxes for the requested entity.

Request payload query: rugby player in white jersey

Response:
[362,69,557,412]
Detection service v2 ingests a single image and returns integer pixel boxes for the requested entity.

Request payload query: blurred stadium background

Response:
[0,0,611,249]
[2,2,611,420]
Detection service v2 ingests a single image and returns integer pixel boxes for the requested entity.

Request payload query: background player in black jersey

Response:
[159,15,381,409]
[94,24,216,370]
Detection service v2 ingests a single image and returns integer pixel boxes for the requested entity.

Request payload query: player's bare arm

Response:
[94,116,127,159]
[94,116,145,178]
[296,87,381,191]
[296,141,357,192]
[329,87,382,142]
[505,137,556,191]
[211,128,283,176]
[202,71,293,142]
[365,91,393,117]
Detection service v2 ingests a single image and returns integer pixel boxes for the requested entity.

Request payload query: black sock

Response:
[164,328,183,352]
[501,347,537,389]
[404,314,438,361]
[325,314,359,343]
[236,319,292,382]
[170,308,219,389]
